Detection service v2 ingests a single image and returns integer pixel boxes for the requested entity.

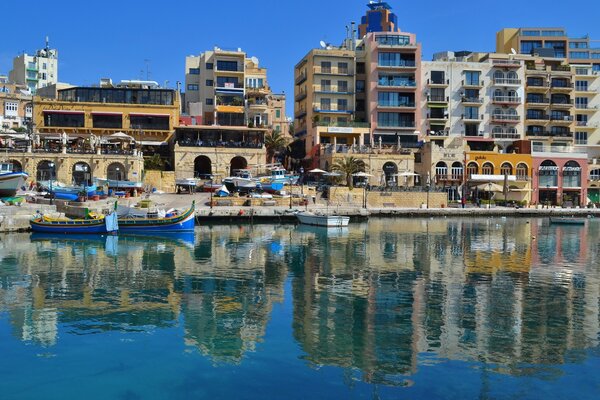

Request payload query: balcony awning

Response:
[129,113,170,117]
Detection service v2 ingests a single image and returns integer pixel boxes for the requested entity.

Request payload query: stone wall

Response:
[143,170,176,193]
[328,186,448,208]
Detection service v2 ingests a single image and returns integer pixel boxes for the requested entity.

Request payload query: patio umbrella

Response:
[474,182,504,192]
[323,172,342,177]
[352,172,373,177]
[308,168,327,174]
[108,132,135,141]
[395,171,419,177]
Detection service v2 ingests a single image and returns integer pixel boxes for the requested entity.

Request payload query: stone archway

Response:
[230,156,248,176]
[107,162,127,181]
[194,156,212,178]
[72,162,92,186]
[9,160,22,172]
[37,160,56,182]
[382,161,398,186]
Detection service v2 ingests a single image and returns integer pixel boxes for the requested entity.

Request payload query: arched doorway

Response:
[194,156,212,178]
[538,160,558,205]
[435,161,448,183]
[37,160,56,182]
[382,161,398,186]
[562,160,582,206]
[72,162,92,186]
[467,162,478,178]
[230,156,248,176]
[107,162,127,181]
[9,160,22,172]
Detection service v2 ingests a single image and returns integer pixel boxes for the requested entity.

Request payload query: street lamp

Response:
[488,182,492,208]
[546,184,550,208]
[426,183,430,209]
[115,167,120,195]
[209,175,214,210]
[48,162,55,205]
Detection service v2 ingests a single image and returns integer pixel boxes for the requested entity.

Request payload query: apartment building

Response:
[1,79,32,131]
[8,38,58,94]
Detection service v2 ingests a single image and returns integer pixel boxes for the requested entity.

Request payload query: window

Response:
[206,79,213,86]
[464,106,479,119]
[275,109,281,118]
[92,114,122,129]
[570,42,589,49]
[4,101,18,116]
[375,35,410,45]
[320,98,331,110]
[337,80,348,92]
[130,115,170,130]
[206,98,213,105]
[42,63,47,69]
[563,161,581,188]
[338,62,348,74]
[379,92,414,107]
[356,62,365,74]
[187,84,199,91]
[356,99,365,112]
[337,98,348,110]
[44,112,85,127]
[320,79,331,91]
[482,162,494,175]
[431,71,445,84]
[217,60,239,71]
[435,162,448,177]
[575,131,588,145]
[377,112,414,127]
[217,76,239,87]
[189,68,200,75]
[516,163,528,179]
[464,123,479,136]
[467,162,478,177]
[575,97,588,108]
[464,71,481,86]
[521,41,542,54]
[378,53,415,67]
[500,162,513,176]
[494,70,505,80]
[570,51,590,59]
[321,61,331,73]
[575,81,588,91]
[206,63,213,70]
[356,80,365,93]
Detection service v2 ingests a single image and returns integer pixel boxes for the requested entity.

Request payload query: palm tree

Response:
[264,130,288,163]
[331,156,366,189]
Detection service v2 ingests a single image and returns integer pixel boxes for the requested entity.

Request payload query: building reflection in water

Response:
[0,218,599,386]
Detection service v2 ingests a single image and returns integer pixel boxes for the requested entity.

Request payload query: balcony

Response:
[435,174,464,182]
[313,104,353,113]
[550,99,573,108]
[377,61,417,69]
[525,97,550,106]
[492,131,521,140]
[549,115,573,124]
[427,95,448,104]
[461,97,483,105]
[314,85,354,94]
[525,81,549,91]
[461,79,484,88]
[215,83,244,93]
[525,114,549,123]
[295,91,307,102]
[550,82,573,92]
[461,114,484,122]
[492,59,521,68]
[377,122,416,130]
[295,73,307,85]
[294,109,307,119]
[493,96,521,104]
[575,85,590,92]
[575,121,599,128]
[493,78,522,86]
[575,104,598,111]
[491,113,520,123]
[377,79,416,89]
[377,101,416,109]
[321,143,419,155]
[427,78,449,87]
[375,36,418,48]
[526,130,552,137]
[314,121,370,128]
[313,66,353,75]
[427,114,448,123]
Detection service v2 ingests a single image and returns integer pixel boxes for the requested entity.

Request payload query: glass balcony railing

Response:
[378,79,416,87]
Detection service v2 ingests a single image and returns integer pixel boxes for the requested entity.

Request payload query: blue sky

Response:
[1,0,599,117]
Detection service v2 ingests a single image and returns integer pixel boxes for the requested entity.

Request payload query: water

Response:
[1,218,600,399]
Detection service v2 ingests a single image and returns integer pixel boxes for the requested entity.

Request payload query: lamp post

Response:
[115,167,120,195]
[48,162,55,205]
[426,183,430,209]
[209,175,213,210]
[488,182,492,209]
[546,184,550,208]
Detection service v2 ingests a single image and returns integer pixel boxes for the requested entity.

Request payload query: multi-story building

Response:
[4,79,180,185]
[8,38,58,94]
[176,49,288,180]
[1,80,32,131]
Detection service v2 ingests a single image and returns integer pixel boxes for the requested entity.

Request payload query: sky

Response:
[1,0,600,117]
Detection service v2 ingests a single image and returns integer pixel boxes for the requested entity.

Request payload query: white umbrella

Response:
[308,168,327,174]
[324,172,342,177]
[474,182,504,192]
[352,172,373,177]
[395,171,419,177]
[108,132,135,141]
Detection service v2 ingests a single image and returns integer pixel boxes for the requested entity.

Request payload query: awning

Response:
[42,110,84,114]
[139,141,168,146]
[91,111,123,116]
[129,113,170,117]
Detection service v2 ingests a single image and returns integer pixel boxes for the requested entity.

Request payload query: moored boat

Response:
[296,211,349,227]
[0,162,28,197]
[30,212,119,234]
[549,216,587,225]
[118,201,196,233]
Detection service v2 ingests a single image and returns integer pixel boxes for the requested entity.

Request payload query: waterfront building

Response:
[7,79,181,185]
[8,38,58,94]
[0,79,32,131]
[177,49,288,179]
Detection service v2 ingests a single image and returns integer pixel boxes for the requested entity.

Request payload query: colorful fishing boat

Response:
[30,212,119,234]
[118,201,196,233]
[0,162,28,197]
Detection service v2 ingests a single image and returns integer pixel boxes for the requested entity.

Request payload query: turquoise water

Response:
[1,218,600,399]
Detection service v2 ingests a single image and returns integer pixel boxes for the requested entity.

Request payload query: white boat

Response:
[296,211,350,227]
[0,162,28,197]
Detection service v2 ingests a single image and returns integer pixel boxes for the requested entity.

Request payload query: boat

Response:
[51,183,97,200]
[30,211,119,234]
[550,216,587,225]
[296,211,350,227]
[94,178,143,192]
[202,182,222,192]
[0,162,28,197]
[222,170,261,192]
[117,201,196,233]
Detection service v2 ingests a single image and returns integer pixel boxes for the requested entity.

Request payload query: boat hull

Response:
[296,212,349,227]
[0,172,28,197]
[549,217,586,225]
[118,203,196,233]
[30,214,118,234]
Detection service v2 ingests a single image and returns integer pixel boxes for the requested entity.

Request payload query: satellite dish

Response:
[250,56,259,65]
[320,40,327,48]
[511,48,517,55]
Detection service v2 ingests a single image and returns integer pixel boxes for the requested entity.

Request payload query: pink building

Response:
[532,148,588,206]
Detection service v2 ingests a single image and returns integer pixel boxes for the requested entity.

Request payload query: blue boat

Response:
[118,202,196,233]
[30,212,119,234]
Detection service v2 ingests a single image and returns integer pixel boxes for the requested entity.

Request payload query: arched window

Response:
[516,163,528,179]
[72,162,91,186]
[494,70,505,80]
[500,162,513,176]
[507,108,517,115]
[507,127,517,134]
[508,89,518,99]
[590,169,600,181]
[467,162,478,177]
[494,89,503,98]
[435,161,448,179]
[563,160,581,188]
[482,162,494,175]
[9,160,22,172]
[507,71,518,80]
[539,160,558,187]
[37,160,56,181]
[494,108,503,116]
[492,126,503,133]
[107,162,126,181]
[451,162,463,180]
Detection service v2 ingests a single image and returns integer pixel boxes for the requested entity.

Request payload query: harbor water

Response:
[1,218,599,399]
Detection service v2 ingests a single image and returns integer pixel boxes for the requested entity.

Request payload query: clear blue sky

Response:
[1,0,599,117]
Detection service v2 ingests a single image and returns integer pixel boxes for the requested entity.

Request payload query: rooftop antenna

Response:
[144,59,151,80]
[250,56,259,66]
[45,36,50,52]
[320,40,327,48]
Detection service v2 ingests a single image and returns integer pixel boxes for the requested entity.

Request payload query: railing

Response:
[492,59,521,67]
[461,97,483,103]
[378,101,416,107]
[492,132,521,139]
[313,66,353,75]
[493,96,521,103]
[435,174,464,181]
[428,95,448,102]
[462,80,484,87]
[527,130,572,137]
[550,115,573,121]
[461,114,484,120]
[526,97,549,104]
[493,78,521,85]
[427,78,449,85]
[427,114,448,120]
[313,85,354,93]
[177,140,263,149]
[491,114,520,121]
[526,114,549,120]
[378,60,417,68]
[295,74,307,85]
[576,121,599,127]
[378,79,416,87]
[575,104,598,109]
[377,122,416,128]
[550,82,573,89]
[215,83,244,89]
[294,91,307,101]
[532,145,577,153]
[314,121,370,128]
[313,105,354,112]
[321,143,420,155]
[550,99,573,105]
[375,36,416,47]
[526,81,549,87]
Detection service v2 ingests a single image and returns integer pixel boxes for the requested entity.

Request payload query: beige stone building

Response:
[0,78,32,130]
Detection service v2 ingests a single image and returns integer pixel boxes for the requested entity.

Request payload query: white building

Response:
[9,38,58,94]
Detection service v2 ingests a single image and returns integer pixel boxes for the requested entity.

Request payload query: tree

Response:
[144,154,166,170]
[331,156,365,189]
[264,130,288,164]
